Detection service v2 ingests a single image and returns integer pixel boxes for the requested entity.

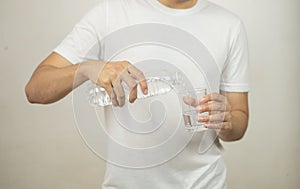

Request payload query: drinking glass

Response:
[181,88,208,132]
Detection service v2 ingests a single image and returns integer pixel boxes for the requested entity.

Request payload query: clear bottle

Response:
[88,71,184,107]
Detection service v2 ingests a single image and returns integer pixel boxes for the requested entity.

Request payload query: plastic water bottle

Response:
[88,71,184,107]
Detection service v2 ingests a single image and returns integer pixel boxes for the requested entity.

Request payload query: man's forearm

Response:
[25,64,87,104]
[218,110,249,141]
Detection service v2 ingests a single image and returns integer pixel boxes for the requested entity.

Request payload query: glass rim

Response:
[178,88,207,95]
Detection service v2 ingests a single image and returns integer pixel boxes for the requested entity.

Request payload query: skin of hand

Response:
[81,60,148,107]
[25,52,148,106]
[184,92,249,141]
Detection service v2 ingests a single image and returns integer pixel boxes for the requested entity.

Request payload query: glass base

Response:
[185,125,208,132]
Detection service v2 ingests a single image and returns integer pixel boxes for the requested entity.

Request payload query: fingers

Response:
[120,71,137,103]
[127,66,148,95]
[111,89,119,107]
[183,93,231,113]
[204,122,232,130]
[183,96,198,107]
[198,112,231,122]
[191,93,233,132]
[184,93,227,108]
[195,93,231,112]
[196,102,230,113]
[103,85,115,105]
[112,78,125,107]
[199,93,226,104]
[96,61,148,106]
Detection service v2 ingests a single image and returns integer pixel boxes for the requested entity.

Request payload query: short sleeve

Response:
[54,5,104,64]
[220,21,250,92]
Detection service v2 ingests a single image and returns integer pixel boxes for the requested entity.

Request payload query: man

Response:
[25,0,249,188]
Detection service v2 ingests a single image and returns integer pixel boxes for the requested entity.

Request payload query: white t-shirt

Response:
[54,0,249,188]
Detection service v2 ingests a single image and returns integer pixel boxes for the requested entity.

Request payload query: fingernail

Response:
[144,89,148,95]
[196,106,202,111]
[129,98,134,103]
[198,117,205,122]
[200,97,206,103]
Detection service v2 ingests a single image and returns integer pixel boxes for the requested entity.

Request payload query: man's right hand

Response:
[81,60,148,107]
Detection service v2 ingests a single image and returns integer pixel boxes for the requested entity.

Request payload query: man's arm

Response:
[25,52,86,104]
[25,52,148,105]
[197,92,249,142]
[218,91,249,141]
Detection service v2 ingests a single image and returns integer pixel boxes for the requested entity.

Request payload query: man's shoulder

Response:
[204,1,243,25]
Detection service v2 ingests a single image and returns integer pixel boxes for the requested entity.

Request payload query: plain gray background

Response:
[1,0,299,188]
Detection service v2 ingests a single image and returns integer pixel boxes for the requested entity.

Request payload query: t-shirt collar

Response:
[148,0,209,15]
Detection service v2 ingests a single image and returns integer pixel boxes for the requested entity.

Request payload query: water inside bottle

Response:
[88,77,173,107]
[136,77,172,99]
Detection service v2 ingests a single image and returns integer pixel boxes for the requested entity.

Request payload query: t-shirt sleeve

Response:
[54,6,103,64]
[220,20,250,92]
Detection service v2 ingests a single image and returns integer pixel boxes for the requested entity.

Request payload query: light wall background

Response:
[0,0,299,188]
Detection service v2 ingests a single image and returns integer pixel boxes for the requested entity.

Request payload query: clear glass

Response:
[181,88,208,132]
